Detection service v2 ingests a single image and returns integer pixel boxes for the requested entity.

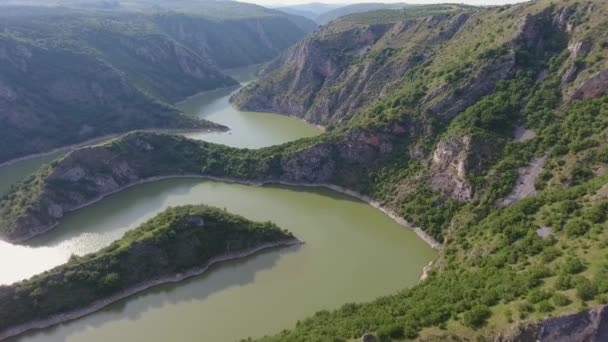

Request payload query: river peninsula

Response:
[0,205,299,340]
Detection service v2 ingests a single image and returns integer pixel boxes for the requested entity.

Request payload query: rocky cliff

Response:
[233,0,608,204]
[511,305,608,342]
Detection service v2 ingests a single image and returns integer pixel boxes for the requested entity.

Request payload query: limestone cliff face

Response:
[232,13,473,126]
[430,136,492,201]
[232,2,600,130]
[509,305,608,342]
[550,2,608,100]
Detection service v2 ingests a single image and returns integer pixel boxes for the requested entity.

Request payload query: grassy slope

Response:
[0,205,295,332]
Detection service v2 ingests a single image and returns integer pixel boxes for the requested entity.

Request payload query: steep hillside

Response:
[231,4,478,126]
[0,7,232,164]
[153,12,315,69]
[1,1,317,69]
[3,0,608,340]
[0,2,314,163]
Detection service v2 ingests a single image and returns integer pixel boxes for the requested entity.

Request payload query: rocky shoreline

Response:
[0,237,302,341]
[9,174,441,249]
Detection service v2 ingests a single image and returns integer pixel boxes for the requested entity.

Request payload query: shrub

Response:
[583,203,608,224]
[552,293,571,306]
[527,289,551,304]
[542,247,562,262]
[100,273,121,292]
[537,300,555,313]
[560,257,586,275]
[554,275,573,290]
[564,219,591,237]
[463,305,491,328]
[377,324,404,339]
[576,278,598,301]
[518,302,535,319]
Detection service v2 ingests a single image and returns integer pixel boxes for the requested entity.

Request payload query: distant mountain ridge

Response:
[316,2,412,24]
[0,2,315,163]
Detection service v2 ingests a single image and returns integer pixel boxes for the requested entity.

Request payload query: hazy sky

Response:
[251,0,529,6]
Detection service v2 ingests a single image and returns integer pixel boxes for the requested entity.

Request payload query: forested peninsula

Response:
[0,205,299,340]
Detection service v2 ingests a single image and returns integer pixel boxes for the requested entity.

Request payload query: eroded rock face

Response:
[430,135,495,201]
[511,305,608,342]
[233,13,473,126]
[280,143,335,183]
[573,69,608,100]
[361,333,377,342]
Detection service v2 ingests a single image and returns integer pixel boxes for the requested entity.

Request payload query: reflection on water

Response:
[177,65,320,149]
[0,65,432,342]
[11,179,435,342]
[0,152,63,197]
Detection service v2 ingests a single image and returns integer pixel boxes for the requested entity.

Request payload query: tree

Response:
[463,305,491,328]
[576,278,598,301]
[564,219,591,237]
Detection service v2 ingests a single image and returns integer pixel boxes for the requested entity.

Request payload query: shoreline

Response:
[11,175,441,249]
[0,127,227,169]
[0,238,302,341]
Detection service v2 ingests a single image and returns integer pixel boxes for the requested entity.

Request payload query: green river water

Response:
[0,65,436,342]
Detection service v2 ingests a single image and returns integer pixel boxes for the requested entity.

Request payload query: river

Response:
[0,65,436,342]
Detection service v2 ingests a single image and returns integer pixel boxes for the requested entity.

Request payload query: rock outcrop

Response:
[511,305,608,342]
[573,69,608,100]
[429,135,495,201]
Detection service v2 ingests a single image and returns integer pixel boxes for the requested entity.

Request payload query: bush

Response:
[560,257,586,275]
[463,305,491,328]
[576,278,598,301]
[377,324,404,339]
[552,293,571,306]
[527,290,551,304]
[518,302,535,319]
[564,219,591,237]
[542,247,562,262]
[583,203,608,224]
[101,272,121,291]
[537,300,555,313]
[554,275,573,290]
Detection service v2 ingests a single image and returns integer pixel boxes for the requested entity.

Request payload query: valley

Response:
[0,61,435,341]
[1,0,608,341]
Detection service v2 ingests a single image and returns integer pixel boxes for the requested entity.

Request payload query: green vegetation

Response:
[331,4,476,28]
[2,0,608,340]
[0,3,314,163]
[315,3,415,25]
[0,205,294,332]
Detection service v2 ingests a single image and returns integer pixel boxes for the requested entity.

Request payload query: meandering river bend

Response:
[0,65,436,342]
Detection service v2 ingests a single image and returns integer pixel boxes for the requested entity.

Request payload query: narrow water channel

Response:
[1,65,436,342]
